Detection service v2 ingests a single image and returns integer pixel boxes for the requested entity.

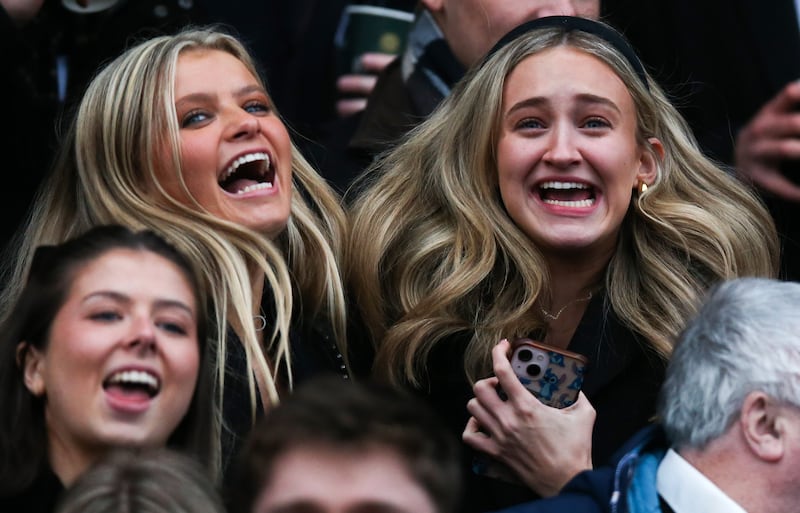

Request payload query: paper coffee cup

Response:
[335,5,414,75]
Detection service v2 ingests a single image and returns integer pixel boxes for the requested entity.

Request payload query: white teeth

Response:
[222,152,270,180]
[540,181,589,190]
[236,182,274,194]
[107,370,159,390]
[543,198,596,208]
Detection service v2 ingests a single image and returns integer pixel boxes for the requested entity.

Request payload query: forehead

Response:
[503,46,633,109]
[67,249,193,299]
[174,48,258,93]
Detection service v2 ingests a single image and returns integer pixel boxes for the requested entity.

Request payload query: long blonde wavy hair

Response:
[0,27,348,478]
[347,25,778,388]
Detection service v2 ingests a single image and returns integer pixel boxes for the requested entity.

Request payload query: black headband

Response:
[484,16,649,90]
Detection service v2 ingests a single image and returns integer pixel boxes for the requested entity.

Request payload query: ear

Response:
[740,391,784,462]
[18,342,46,397]
[633,137,663,189]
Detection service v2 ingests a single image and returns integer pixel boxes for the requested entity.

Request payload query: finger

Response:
[492,340,536,404]
[358,52,397,73]
[465,396,502,438]
[463,417,498,454]
[747,136,800,162]
[751,166,800,201]
[567,391,597,421]
[336,74,379,96]
[760,80,800,115]
[336,98,368,118]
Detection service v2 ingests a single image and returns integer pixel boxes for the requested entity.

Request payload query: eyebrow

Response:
[175,84,268,107]
[506,93,622,117]
[83,290,195,317]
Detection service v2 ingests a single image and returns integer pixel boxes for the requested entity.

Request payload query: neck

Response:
[539,254,606,348]
[544,249,608,306]
[680,434,776,513]
[48,429,100,487]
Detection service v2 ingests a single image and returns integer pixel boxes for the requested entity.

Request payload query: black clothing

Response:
[221,294,349,483]
[1,1,205,251]
[603,0,800,280]
[0,464,64,513]
[410,292,665,513]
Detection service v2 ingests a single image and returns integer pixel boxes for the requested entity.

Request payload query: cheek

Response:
[266,121,293,161]
[169,342,201,394]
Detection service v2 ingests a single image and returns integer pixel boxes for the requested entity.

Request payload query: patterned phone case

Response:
[509,338,589,408]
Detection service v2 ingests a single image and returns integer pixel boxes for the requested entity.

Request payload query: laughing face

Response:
[23,248,200,469]
[496,46,659,261]
[163,48,293,239]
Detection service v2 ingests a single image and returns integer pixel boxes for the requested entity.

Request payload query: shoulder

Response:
[0,464,64,513]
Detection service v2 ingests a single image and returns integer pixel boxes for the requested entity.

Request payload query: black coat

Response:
[0,464,64,513]
[373,292,666,513]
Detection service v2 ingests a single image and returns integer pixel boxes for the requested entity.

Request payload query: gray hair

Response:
[660,277,800,449]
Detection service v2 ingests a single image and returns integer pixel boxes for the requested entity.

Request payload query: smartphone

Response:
[509,338,589,408]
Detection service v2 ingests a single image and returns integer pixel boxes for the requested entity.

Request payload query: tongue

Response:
[105,384,151,402]
[542,189,592,202]
[224,178,262,193]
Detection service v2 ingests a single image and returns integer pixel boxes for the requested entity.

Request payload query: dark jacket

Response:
[221,294,349,480]
[491,424,670,513]
[0,463,65,513]
[418,292,666,513]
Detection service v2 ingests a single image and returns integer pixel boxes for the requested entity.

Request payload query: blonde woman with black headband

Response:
[347,16,778,513]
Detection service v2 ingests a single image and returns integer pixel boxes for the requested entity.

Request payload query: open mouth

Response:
[103,369,160,399]
[219,152,275,194]
[538,181,596,208]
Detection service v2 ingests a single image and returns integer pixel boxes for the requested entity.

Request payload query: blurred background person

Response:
[229,375,462,513]
[55,448,226,513]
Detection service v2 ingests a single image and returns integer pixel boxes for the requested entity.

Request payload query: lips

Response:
[218,151,275,194]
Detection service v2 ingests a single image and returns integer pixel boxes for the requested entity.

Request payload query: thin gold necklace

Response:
[540,291,593,321]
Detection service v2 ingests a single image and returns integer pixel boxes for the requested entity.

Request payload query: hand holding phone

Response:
[509,338,589,408]
[467,339,594,490]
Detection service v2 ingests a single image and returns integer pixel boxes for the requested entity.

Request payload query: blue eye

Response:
[181,110,211,127]
[583,117,610,129]
[517,118,544,130]
[244,101,270,114]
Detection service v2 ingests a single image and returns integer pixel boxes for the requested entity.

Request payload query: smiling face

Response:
[23,248,200,477]
[496,46,659,262]
[164,48,293,239]
[426,0,600,67]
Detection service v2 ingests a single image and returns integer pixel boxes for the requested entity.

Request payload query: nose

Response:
[225,108,260,140]
[126,317,158,355]
[543,124,582,168]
